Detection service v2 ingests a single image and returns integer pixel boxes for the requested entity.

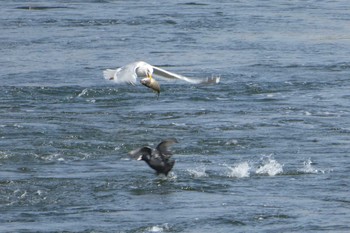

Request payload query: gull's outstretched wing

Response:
[152,65,220,84]
[156,138,178,158]
[128,146,152,160]
[103,62,139,85]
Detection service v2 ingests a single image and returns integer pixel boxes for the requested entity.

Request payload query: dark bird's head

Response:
[136,153,150,162]
[133,147,152,162]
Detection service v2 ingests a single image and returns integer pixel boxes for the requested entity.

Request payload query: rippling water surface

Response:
[1,1,350,232]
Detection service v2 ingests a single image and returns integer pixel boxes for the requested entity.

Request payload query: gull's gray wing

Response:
[152,65,220,84]
[128,146,152,159]
[156,138,178,158]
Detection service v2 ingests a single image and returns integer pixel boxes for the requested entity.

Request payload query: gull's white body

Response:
[103,61,220,85]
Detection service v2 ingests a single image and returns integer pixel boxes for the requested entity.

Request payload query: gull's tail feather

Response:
[103,69,116,81]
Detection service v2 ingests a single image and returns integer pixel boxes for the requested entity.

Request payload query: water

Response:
[1,0,350,232]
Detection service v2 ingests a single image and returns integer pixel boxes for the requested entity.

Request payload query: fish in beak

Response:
[140,77,160,98]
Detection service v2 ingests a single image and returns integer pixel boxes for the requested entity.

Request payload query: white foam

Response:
[225,162,250,178]
[13,123,23,128]
[256,157,283,176]
[225,139,239,145]
[20,190,27,199]
[171,122,187,127]
[77,88,88,97]
[35,153,65,162]
[0,151,11,159]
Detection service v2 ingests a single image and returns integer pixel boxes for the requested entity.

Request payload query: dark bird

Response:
[128,138,178,176]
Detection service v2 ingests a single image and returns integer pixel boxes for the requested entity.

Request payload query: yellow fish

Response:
[140,77,160,98]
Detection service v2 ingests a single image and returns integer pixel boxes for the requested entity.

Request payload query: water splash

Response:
[187,165,208,178]
[77,88,97,103]
[145,223,170,232]
[167,172,178,180]
[256,157,283,176]
[298,158,333,174]
[225,162,250,178]
[298,158,320,174]
[156,172,177,182]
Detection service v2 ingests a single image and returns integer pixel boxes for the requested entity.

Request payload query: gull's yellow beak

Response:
[147,73,153,80]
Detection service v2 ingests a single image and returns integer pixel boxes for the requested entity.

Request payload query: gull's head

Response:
[136,62,154,79]
[145,65,153,79]
[146,69,153,79]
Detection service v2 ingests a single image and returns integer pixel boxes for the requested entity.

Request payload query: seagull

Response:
[128,138,178,176]
[103,61,220,95]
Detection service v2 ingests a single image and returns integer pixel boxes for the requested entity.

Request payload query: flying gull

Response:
[103,61,220,96]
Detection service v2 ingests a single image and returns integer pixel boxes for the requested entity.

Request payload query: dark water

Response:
[1,1,350,232]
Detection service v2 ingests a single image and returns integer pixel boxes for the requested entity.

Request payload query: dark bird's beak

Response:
[137,155,143,161]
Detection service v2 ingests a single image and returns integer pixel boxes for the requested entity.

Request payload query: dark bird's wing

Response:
[128,146,152,160]
[156,138,178,158]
